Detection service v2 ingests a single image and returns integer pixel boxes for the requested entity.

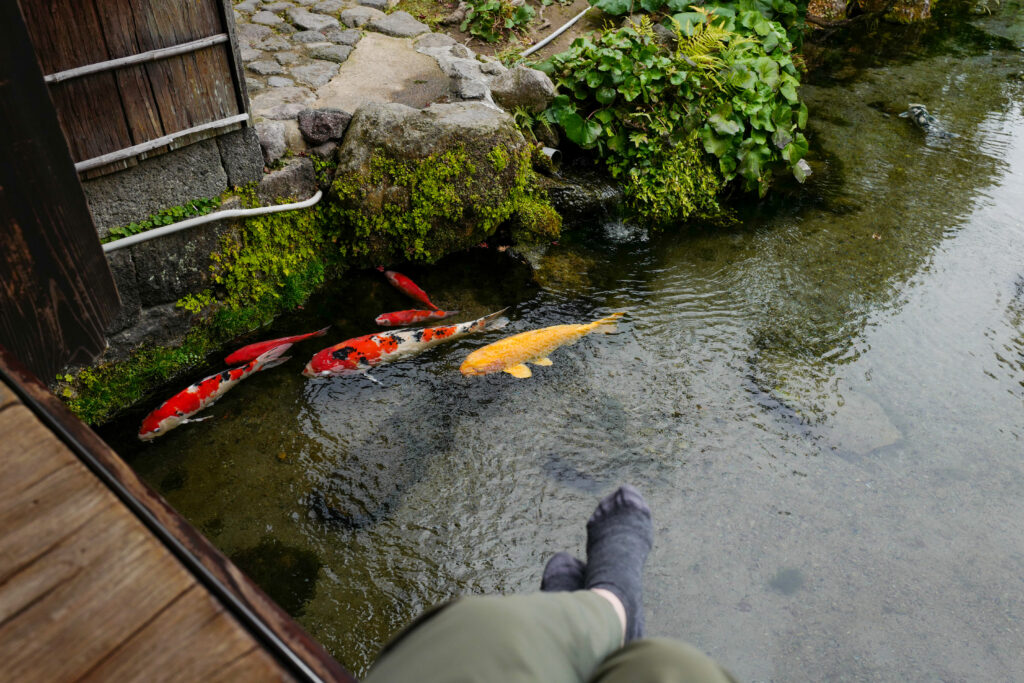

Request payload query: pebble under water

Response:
[102,5,1024,680]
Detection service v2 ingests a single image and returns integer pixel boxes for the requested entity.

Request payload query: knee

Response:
[589,638,736,683]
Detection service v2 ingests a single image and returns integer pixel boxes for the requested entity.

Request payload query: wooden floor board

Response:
[0,375,300,682]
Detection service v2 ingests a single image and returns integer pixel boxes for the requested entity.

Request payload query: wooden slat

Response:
[0,3,119,381]
[0,352,356,683]
[93,0,167,146]
[18,0,135,162]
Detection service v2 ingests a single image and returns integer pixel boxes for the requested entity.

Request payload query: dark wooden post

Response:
[0,2,120,382]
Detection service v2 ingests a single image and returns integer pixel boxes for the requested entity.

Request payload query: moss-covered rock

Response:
[331,101,559,260]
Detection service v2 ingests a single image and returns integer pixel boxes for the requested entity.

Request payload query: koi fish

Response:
[302,309,508,377]
[460,312,624,379]
[380,268,439,310]
[375,309,460,327]
[899,104,957,139]
[139,344,292,441]
[224,327,329,365]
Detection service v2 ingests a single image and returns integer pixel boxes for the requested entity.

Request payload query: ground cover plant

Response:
[534,0,810,223]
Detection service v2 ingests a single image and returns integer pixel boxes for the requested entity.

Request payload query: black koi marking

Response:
[219,370,232,382]
[332,346,357,360]
[412,330,424,342]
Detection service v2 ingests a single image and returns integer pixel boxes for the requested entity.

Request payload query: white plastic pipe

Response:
[521,6,592,57]
[102,190,323,253]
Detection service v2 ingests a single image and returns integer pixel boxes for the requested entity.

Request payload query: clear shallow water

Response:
[102,8,1024,680]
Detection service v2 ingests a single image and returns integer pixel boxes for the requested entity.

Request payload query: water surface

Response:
[104,7,1024,680]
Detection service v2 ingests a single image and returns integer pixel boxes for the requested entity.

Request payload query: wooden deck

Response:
[0,351,354,682]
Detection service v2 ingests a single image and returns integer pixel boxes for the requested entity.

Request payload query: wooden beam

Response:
[0,2,119,381]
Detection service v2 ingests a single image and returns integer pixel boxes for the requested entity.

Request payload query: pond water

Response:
[101,4,1024,680]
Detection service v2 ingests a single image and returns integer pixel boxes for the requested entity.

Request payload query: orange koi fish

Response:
[375,309,459,327]
[380,268,439,310]
[139,344,292,441]
[224,327,329,365]
[302,309,508,377]
[460,313,624,378]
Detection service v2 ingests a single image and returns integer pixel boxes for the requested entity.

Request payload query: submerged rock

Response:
[537,166,624,227]
[229,539,322,616]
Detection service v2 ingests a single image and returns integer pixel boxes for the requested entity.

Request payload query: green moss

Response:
[331,141,558,263]
[487,145,510,172]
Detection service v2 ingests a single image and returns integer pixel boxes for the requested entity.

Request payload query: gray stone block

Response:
[263,1,296,10]
[256,120,288,164]
[103,250,141,335]
[324,28,362,45]
[217,128,265,188]
[258,157,317,203]
[252,10,285,25]
[108,303,197,358]
[309,141,338,159]
[293,29,329,42]
[275,51,303,65]
[359,0,397,10]
[268,76,296,87]
[257,34,292,51]
[240,47,264,61]
[237,24,274,48]
[130,218,238,307]
[489,65,556,114]
[292,60,339,87]
[308,44,353,63]
[251,85,316,119]
[368,11,428,37]
[288,7,341,29]
[314,0,347,12]
[297,107,352,144]
[82,139,228,236]
[415,33,457,49]
[340,6,386,26]
[249,59,285,75]
[235,0,261,12]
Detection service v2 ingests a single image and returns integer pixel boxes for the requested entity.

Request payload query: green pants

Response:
[364,592,736,683]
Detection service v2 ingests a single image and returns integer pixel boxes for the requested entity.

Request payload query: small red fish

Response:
[303,309,508,377]
[224,327,329,365]
[380,268,439,310]
[375,309,459,327]
[139,344,292,441]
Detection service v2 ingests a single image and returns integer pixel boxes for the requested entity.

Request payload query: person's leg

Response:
[586,638,739,683]
[363,591,623,683]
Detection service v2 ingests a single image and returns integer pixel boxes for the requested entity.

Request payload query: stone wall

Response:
[82,128,265,239]
[89,131,314,363]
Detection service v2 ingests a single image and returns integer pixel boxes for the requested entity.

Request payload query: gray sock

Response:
[583,484,652,642]
[541,552,586,592]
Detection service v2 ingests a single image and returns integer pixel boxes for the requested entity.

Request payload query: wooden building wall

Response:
[1,2,119,383]
[18,0,249,177]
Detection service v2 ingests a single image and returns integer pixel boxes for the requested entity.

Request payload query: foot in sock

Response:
[541,552,586,592]
[583,484,652,642]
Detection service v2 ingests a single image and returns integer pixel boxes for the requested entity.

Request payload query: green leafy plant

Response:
[535,11,808,221]
[588,0,805,45]
[461,0,536,43]
[102,196,222,244]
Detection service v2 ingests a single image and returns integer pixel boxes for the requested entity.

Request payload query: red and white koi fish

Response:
[139,344,292,441]
[375,309,459,327]
[224,327,329,365]
[379,267,439,310]
[302,309,508,377]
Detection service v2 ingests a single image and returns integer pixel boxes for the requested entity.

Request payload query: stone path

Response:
[232,0,555,164]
